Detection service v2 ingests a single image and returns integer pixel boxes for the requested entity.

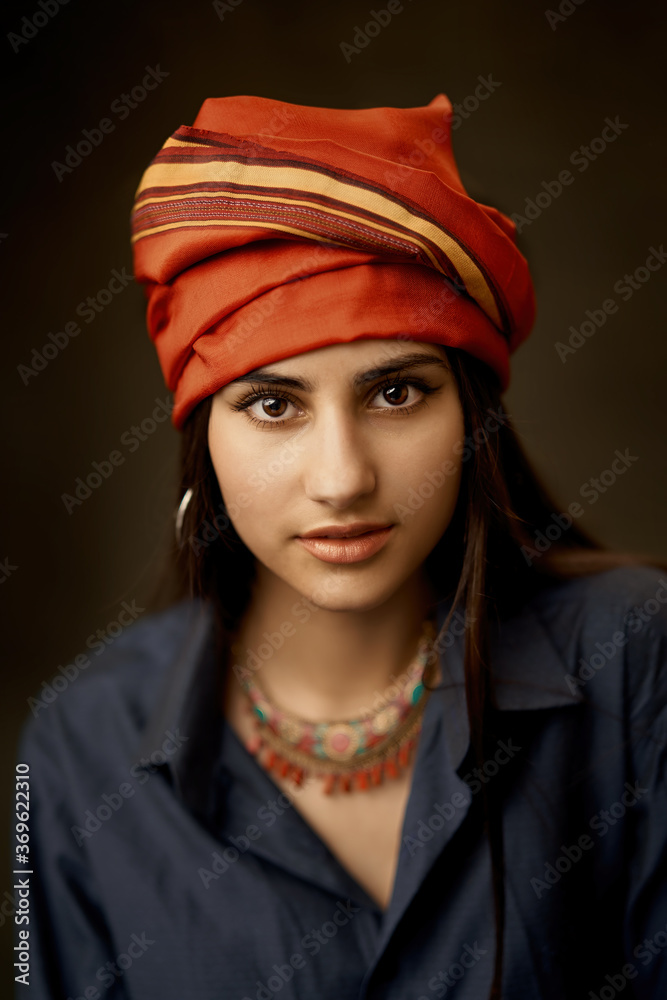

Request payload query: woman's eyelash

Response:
[230,383,302,413]
[230,376,440,426]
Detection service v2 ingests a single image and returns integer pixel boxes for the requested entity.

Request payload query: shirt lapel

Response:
[362,592,583,976]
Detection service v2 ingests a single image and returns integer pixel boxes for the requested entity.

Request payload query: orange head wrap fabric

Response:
[130,93,535,430]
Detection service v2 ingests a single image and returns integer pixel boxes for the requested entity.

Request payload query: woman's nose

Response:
[301,409,376,509]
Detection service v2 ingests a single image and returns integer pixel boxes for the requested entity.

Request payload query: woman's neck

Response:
[228,566,437,721]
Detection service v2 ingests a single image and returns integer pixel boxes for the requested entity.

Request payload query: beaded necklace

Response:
[235,620,438,794]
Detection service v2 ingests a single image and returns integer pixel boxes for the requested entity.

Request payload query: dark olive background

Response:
[2,0,666,979]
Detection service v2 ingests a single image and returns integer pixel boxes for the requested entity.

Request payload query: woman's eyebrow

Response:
[230,352,450,392]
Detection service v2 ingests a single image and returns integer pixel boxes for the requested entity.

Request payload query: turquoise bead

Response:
[411,682,424,704]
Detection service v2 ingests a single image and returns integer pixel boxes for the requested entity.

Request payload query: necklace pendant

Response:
[239,616,437,797]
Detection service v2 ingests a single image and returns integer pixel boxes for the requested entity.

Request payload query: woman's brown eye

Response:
[383,384,409,405]
[262,398,287,417]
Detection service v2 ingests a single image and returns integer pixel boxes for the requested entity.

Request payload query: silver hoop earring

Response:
[175,487,194,547]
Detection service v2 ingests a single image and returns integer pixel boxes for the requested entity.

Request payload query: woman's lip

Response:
[299,522,391,539]
[295,526,394,564]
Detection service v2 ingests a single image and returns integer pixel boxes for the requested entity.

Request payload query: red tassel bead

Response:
[384,757,398,780]
[246,734,262,756]
[370,763,383,786]
[323,774,337,795]
[398,742,410,768]
[292,767,305,786]
[340,774,352,793]
[278,757,290,778]
[354,771,369,791]
[265,749,277,770]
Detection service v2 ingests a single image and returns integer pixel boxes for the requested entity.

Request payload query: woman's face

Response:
[208,339,465,612]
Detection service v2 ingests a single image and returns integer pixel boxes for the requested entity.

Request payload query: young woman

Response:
[17,94,667,1000]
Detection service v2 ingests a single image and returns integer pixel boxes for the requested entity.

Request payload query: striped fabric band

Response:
[131,126,508,339]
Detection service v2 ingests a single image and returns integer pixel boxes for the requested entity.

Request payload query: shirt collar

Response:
[132,598,224,820]
[133,588,582,809]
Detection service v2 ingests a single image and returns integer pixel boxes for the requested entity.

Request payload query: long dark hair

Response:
[157,348,659,999]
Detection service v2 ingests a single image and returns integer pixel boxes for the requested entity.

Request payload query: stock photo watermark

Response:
[555,245,667,362]
[588,917,667,1000]
[340,1,412,62]
[529,780,648,898]
[17,266,133,385]
[240,899,360,1000]
[521,448,639,565]
[27,599,145,716]
[544,0,587,31]
[565,577,667,694]
[416,940,488,999]
[51,66,170,182]
[510,116,629,234]
[198,789,305,888]
[382,76,501,187]
[7,0,70,53]
[187,431,307,555]
[0,556,18,584]
[403,738,521,857]
[60,396,174,514]
[393,405,511,523]
[61,932,155,998]
[230,568,347,685]
[70,729,188,846]
[212,0,244,20]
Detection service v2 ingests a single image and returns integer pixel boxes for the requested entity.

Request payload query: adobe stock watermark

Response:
[529,780,648,898]
[352,611,474,718]
[51,65,169,182]
[545,0,587,31]
[393,405,511,523]
[212,0,244,20]
[0,886,18,929]
[222,285,286,355]
[403,276,468,340]
[198,786,311,888]
[510,116,629,234]
[70,729,188,846]
[187,431,307,556]
[340,1,411,62]
[521,448,639,565]
[403,738,521,857]
[63,932,154,999]
[17,266,133,385]
[0,556,18,584]
[416,940,488,999]
[70,728,190,847]
[589,917,667,1000]
[240,900,360,1000]
[230,568,347,685]
[7,0,70,53]
[555,245,667,362]
[382,76,501,188]
[61,396,173,514]
[27,599,145,717]
[565,577,667,695]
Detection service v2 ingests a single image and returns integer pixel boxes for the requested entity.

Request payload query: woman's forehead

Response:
[232,340,450,379]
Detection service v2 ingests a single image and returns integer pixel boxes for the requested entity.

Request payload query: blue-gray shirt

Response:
[14,565,667,999]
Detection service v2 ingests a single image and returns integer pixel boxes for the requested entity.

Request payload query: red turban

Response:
[131,93,535,430]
